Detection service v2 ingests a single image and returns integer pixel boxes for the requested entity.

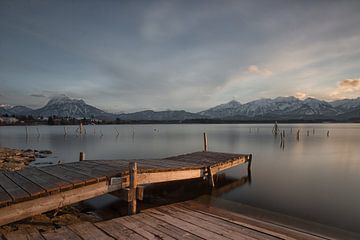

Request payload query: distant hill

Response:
[1,95,360,121]
[117,110,203,121]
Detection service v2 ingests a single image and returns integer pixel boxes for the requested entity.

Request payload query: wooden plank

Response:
[38,165,95,187]
[131,213,203,240]
[41,226,83,240]
[0,185,12,207]
[95,220,146,240]
[67,221,114,240]
[170,205,278,240]
[0,172,30,203]
[4,172,47,198]
[3,227,45,240]
[181,201,324,240]
[156,205,258,240]
[0,181,109,226]
[18,167,73,193]
[114,216,176,240]
[59,164,107,182]
[145,208,231,240]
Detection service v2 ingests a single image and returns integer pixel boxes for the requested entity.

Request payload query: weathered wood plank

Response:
[0,172,30,202]
[38,165,94,187]
[156,205,258,240]
[0,181,109,226]
[145,208,230,240]
[59,164,107,182]
[18,167,73,193]
[3,227,45,240]
[181,201,324,240]
[131,213,203,240]
[67,221,114,240]
[114,216,177,240]
[41,226,83,240]
[4,172,47,198]
[0,185,12,207]
[169,205,278,240]
[137,169,204,185]
[95,220,146,240]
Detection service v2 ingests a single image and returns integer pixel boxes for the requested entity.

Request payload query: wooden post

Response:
[79,152,85,161]
[128,162,138,215]
[207,167,215,187]
[247,154,252,184]
[203,132,208,152]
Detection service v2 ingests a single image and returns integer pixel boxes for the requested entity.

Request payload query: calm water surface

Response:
[0,123,359,233]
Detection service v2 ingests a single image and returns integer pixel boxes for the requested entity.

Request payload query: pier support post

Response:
[207,167,215,187]
[247,154,252,184]
[79,152,85,161]
[203,132,208,152]
[128,162,138,215]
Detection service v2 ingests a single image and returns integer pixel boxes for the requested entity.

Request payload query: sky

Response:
[0,0,360,113]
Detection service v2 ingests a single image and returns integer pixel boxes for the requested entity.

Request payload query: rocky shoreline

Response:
[0,147,52,171]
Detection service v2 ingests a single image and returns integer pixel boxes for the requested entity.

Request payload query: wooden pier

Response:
[2,200,329,240]
[0,151,251,226]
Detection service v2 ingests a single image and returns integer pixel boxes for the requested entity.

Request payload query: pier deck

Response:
[0,151,251,226]
[2,200,327,240]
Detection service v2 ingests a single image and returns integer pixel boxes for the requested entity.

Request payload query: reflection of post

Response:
[203,132,208,152]
[247,154,252,184]
[128,162,138,215]
[296,129,300,141]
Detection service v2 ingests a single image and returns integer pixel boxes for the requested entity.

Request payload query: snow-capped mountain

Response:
[0,105,33,116]
[31,95,109,118]
[199,96,351,120]
[199,100,241,118]
[330,97,360,111]
[2,95,360,121]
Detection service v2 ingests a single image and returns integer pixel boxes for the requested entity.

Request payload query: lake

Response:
[0,123,359,233]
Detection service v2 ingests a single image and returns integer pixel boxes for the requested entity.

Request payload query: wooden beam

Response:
[211,157,248,174]
[137,169,204,185]
[0,181,109,226]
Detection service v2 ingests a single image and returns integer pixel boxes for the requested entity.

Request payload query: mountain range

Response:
[1,95,360,121]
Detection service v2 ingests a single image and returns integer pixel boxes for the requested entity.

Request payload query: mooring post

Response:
[128,162,138,215]
[203,132,208,152]
[79,152,85,161]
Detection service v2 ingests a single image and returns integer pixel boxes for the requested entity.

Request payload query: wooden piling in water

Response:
[296,129,300,141]
[79,152,85,161]
[128,162,138,215]
[203,132,208,152]
[327,130,330,137]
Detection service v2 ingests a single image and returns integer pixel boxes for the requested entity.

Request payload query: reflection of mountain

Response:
[2,95,360,121]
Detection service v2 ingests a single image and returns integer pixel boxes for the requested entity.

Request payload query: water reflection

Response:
[0,123,360,233]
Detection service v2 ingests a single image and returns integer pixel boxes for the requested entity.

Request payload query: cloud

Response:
[338,78,360,91]
[30,94,46,98]
[246,65,272,76]
[295,92,307,100]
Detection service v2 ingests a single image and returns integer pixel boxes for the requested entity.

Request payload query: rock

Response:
[39,150,52,154]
